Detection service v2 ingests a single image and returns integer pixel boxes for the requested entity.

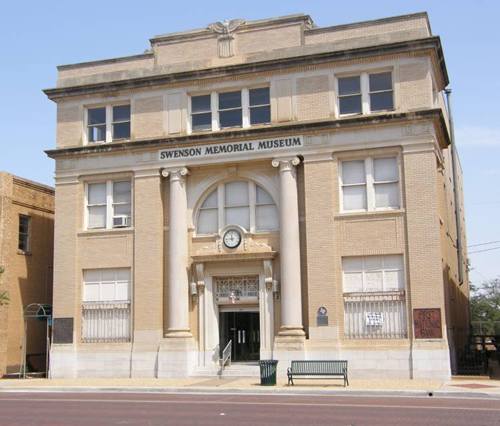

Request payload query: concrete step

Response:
[191,363,260,377]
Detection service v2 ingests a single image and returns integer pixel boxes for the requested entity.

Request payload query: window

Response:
[82,268,131,342]
[87,107,106,143]
[86,180,132,230]
[249,88,271,125]
[196,181,278,234]
[83,268,130,302]
[112,105,131,139]
[190,87,270,132]
[342,255,407,339]
[337,71,393,115]
[338,76,362,115]
[369,72,393,111]
[342,255,404,293]
[18,215,30,252]
[86,104,130,143]
[341,157,400,212]
[219,91,242,128]
[191,95,212,131]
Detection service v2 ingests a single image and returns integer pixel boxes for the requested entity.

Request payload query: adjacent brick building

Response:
[0,173,54,376]
[44,12,469,379]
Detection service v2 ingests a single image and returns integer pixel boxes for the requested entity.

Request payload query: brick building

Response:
[0,173,54,376]
[44,12,469,379]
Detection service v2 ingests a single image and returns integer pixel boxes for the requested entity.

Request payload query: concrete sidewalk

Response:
[1,376,500,398]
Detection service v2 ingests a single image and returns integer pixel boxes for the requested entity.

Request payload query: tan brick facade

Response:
[0,173,54,376]
[44,13,468,379]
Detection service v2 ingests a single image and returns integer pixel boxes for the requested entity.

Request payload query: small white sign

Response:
[365,312,384,326]
[159,136,303,160]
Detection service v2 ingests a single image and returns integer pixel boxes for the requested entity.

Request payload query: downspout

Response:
[444,89,464,285]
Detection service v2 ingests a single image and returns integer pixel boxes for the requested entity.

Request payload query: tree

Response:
[470,278,500,335]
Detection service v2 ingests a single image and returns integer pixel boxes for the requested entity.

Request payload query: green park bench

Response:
[287,360,349,387]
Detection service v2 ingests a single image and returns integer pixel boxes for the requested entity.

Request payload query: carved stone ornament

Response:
[208,19,245,58]
[161,167,189,181]
[263,259,273,291]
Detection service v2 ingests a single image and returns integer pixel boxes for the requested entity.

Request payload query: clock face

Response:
[223,229,242,249]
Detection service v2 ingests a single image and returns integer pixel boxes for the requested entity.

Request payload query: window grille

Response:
[343,290,407,339]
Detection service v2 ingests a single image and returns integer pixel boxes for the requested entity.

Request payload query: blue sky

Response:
[1,0,498,283]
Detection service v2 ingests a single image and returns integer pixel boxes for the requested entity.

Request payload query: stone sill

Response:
[334,209,405,220]
[77,228,135,238]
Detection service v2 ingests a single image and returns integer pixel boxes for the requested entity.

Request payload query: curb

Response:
[1,386,499,399]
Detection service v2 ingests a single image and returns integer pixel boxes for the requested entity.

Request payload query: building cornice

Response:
[45,109,450,159]
[43,37,448,101]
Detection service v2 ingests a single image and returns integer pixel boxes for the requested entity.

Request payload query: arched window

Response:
[196,180,278,234]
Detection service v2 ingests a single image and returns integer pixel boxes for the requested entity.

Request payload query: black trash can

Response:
[259,360,278,386]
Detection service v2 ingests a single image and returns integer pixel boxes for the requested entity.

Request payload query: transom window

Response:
[337,71,393,115]
[86,180,132,230]
[196,180,278,234]
[190,87,270,132]
[341,157,400,212]
[86,104,130,143]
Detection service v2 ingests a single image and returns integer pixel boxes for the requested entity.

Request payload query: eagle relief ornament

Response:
[208,19,245,58]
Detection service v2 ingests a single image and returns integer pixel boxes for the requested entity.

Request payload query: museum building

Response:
[44,12,469,379]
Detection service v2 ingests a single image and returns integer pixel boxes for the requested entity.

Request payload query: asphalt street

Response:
[0,391,499,425]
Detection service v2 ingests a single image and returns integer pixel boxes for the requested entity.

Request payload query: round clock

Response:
[223,229,242,249]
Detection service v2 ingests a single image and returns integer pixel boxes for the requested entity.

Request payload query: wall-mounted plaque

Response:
[52,317,74,344]
[317,306,328,327]
[413,308,442,339]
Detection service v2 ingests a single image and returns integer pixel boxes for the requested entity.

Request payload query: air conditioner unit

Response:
[113,215,130,228]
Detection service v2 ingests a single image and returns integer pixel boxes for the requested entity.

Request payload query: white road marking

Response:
[0,397,498,412]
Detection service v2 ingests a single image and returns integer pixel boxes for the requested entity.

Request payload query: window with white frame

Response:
[82,268,131,343]
[342,255,407,339]
[190,87,270,132]
[369,72,394,112]
[338,76,362,115]
[249,87,271,125]
[342,255,404,293]
[86,180,132,229]
[337,71,393,115]
[341,157,400,212]
[86,104,130,143]
[196,180,278,234]
[219,91,242,128]
[191,94,212,131]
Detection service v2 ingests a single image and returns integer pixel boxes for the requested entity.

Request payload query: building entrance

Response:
[219,311,260,362]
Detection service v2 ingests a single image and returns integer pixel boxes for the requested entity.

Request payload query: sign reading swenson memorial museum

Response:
[159,136,303,160]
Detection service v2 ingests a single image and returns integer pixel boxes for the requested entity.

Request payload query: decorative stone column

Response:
[272,157,305,337]
[161,167,191,338]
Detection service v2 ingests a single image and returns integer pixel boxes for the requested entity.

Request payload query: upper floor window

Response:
[338,76,362,115]
[337,71,393,115]
[190,87,270,132]
[219,91,242,128]
[191,95,212,131]
[87,104,130,143]
[18,214,31,252]
[196,180,278,234]
[340,157,400,212]
[369,72,393,112]
[86,180,132,230]
[249,87,271,125]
